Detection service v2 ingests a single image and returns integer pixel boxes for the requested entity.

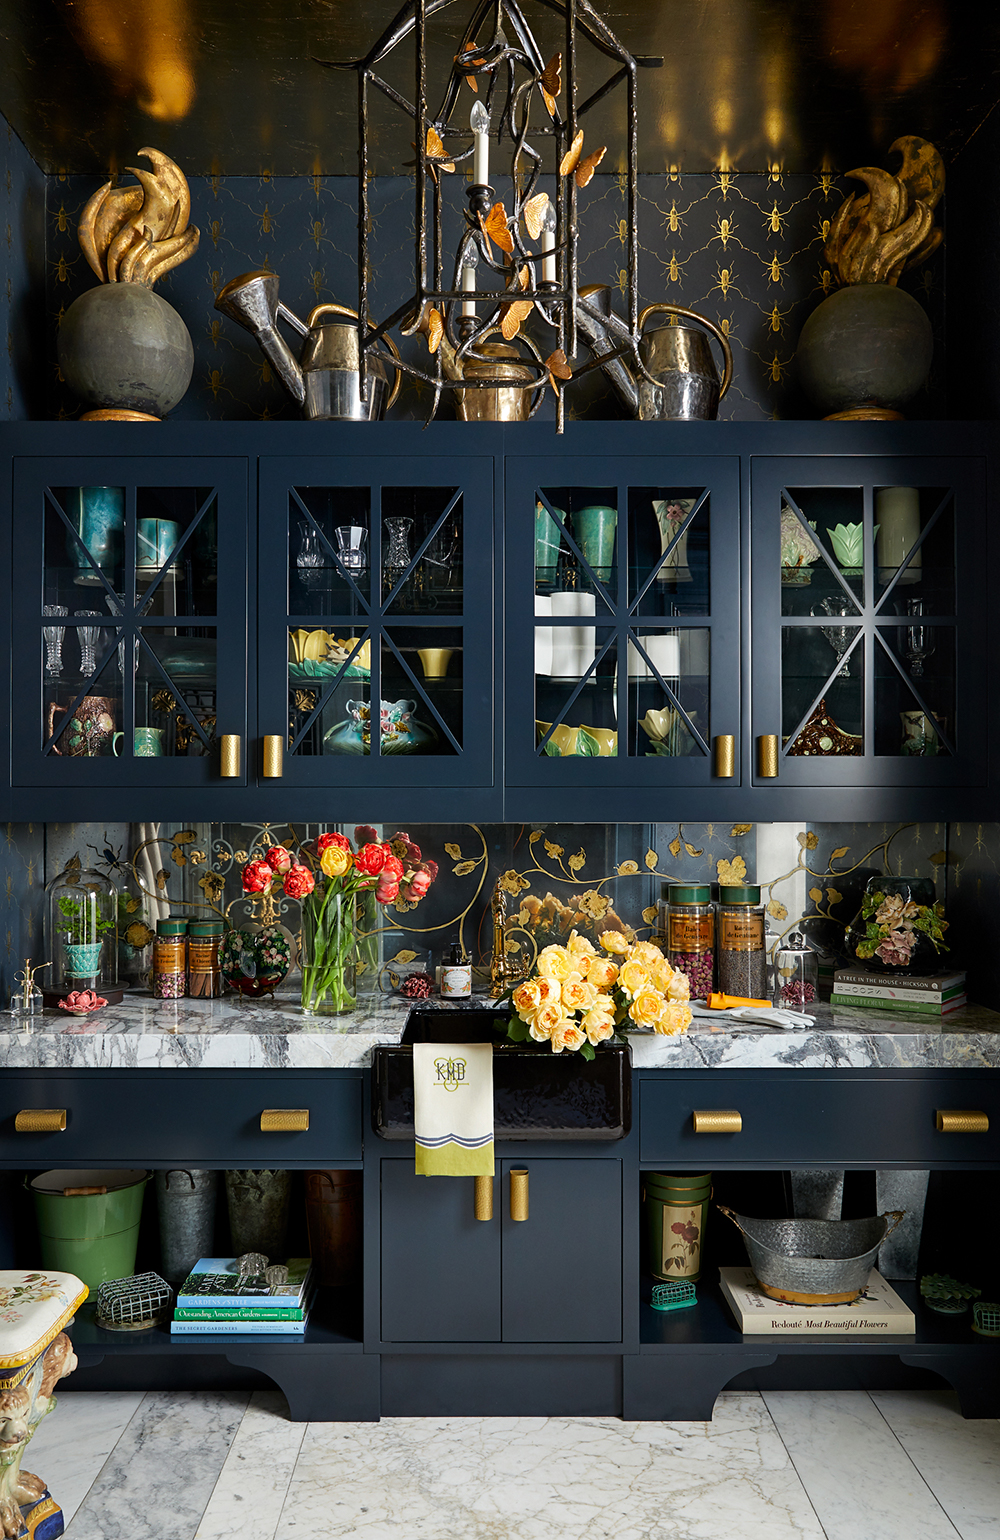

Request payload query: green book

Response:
[173,1304,307,1322]
[831,992,966,1015]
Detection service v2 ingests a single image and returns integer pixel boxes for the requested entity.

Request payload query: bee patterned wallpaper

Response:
[1,122,45,420]
[42,169,946,424]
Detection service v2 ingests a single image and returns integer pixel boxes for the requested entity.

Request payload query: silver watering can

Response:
[574,286,733,420]
[214,270,401,421]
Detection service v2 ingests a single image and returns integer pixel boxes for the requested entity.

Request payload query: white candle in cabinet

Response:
[875,487,921,585]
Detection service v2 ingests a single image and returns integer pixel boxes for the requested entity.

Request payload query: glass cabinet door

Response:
[12,457,248,787]
[257,456,494,789]
[504,456,741,787]
[750,456,987,787]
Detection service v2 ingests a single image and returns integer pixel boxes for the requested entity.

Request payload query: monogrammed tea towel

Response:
[413,1041,495,1176]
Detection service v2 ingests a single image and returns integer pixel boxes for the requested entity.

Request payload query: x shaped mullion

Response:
[289,634,371,752]
[782,489,863,612]
[289,489,372,615]
[631,488,709,614]
[536,630,617,755]
[781,629,865,755]
[42,636,121,754]
[535,490,615,609]
[874,629,956,755]
[137,487,217,614]
[381,631,462,754]
[628,633,710,756]
[875,489,951,614]
[380,487,463,613]
[136,634,212,750]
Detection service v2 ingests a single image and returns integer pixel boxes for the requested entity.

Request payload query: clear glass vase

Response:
[300,887,358,1014]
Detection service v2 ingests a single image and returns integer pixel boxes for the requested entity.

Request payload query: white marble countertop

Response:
[2,993,999,1071]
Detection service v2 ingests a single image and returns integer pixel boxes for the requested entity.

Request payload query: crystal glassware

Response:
[904,597,935,677]
[335,524,368,576]
[42,605,68,678]
[75,611,103,678]
[814,596,855,678]
[383,516,413,591]
[296,520,333,592]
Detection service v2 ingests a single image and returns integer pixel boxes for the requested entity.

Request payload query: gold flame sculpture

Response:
[78,147,200,288]
[824,135,944,287]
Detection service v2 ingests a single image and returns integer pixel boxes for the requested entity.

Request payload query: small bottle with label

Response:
[441,942,472,997]
[153,917,188,999]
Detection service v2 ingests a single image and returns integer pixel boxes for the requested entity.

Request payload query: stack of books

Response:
[170,1257,314,1335]
[719,1267,915,1334]
[831,968,967,1015]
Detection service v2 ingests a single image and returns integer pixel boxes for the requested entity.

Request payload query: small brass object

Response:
[510,1168,529,1221]
[757,734,779,778]
[489,877,528,999]
[474,1174,494,1221]
[936,1109,989,1134]
[713,734,735,778]
[219,734,241,777]
[260,1109,309,1133]
[262,735,283,778]
[693,1109,742,1134]
[15,1109,67,1133]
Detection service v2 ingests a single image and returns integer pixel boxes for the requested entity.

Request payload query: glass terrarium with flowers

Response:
[504,929,692,1059]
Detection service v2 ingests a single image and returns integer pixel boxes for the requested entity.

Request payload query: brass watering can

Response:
[574,286,734,420]
[215,270,401,421]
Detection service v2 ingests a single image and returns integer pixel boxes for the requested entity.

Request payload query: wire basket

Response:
[95,1272,172,1331]
[973,1302,1000,1338]
[651,1280,697,1312]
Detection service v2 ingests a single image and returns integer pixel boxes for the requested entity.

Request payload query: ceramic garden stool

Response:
[0,1270,87,1540]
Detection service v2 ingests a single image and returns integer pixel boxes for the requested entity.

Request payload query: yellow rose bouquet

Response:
[505,930,692,1058]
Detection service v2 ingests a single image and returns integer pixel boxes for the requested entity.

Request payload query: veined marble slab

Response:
[1,994,997,1071]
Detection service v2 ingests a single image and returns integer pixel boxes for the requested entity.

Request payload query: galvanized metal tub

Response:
[718,1206,904,1304]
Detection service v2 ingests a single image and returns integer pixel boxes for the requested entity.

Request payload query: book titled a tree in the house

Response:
[171,1257,313,1333]
[718,1267,915,1334]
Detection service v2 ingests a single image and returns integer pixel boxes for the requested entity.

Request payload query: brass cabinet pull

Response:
[219,734,242,778]
[260,1108,309,1132]
[474,1173,494,1221]
[509,1168,529,1221]
[693,1109,742,1134]
[936,1109,990,1134]
[262,735,284,778]
[757,735,779,778]
[15,1109,66,1133]
[713,734,735,778]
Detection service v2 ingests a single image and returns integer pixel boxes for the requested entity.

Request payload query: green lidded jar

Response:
[717,885,767,998]
[188,920,225,999]
[154,917,188,1000]
[644,1171,711,1282]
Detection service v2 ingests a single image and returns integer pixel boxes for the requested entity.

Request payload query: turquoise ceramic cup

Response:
[574,504,617,581]
[113,727,164,757]
[535,500,564,579]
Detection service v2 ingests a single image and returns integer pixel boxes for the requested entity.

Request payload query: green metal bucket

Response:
[30,1169,148,1291]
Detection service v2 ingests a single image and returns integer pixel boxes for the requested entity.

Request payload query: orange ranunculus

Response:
[654,1001,693,1036]
[536,944,573,981]
[320,843,353,878]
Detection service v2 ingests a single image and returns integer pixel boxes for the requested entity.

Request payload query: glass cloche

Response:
[45,865,119,991]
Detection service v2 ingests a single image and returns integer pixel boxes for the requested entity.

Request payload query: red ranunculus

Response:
[420,859,439,882]
[375,874,400,905]
[401,869,432,902]
[381,852,404,881]
[265,845,292,873]
[390,831,421,864]
[283,863,316,899]
[242,858,274,894]
[316,831,351,854]
[354,841,390,876]
[354,825,379,847]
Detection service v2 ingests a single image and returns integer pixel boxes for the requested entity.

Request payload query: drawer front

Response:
[640,1075,1000,1166]
[0,1074,363,1165]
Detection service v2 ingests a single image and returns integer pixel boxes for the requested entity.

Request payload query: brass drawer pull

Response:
[260,1108,309,1132]
[15,1109,67,1133]
[693,1109,742,1134]
[509,1168,529,1221]
[474,1174,493,1221]
[262,735,283,778]
[936,1109,989,1134]
[219,734,242,778]
[757,735,779,778]
[713,734,735,778]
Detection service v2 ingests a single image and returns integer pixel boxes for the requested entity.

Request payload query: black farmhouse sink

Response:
[372,1006,631,1141]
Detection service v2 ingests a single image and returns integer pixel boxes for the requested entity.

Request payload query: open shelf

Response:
[72,1285,364,1357]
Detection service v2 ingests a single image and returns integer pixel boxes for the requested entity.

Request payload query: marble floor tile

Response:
[763,1390,963,1540]
[27,1390,145,1525]
[279,1393,826,1540]
[871,1390,1000,1540]
[64,1391,249,1540]
[194,1391,306,1540]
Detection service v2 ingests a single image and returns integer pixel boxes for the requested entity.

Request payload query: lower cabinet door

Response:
[500,1158,623,1343]
[380,1160,501,1343]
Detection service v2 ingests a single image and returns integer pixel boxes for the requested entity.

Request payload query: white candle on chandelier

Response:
[541,198,556,283]
[461,254,477,318]
[471,100,490,186]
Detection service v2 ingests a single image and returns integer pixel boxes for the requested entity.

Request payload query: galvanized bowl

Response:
[718,1206,904,1304]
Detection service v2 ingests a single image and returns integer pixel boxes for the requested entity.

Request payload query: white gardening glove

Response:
[689,1002,814,1030]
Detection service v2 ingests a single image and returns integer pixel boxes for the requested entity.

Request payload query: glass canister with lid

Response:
[153,917,188,999]
[716,886,767,998]
[773,931,818,1012]
[188,920,225,998]
[659,884,714,1000]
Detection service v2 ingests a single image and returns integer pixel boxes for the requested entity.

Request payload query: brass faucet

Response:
[489,877,528,998]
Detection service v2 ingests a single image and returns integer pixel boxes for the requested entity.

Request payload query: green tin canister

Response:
[30,1168,148,1291]
[644,1172,711,1282]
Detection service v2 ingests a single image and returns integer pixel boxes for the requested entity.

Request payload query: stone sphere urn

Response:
[796,136,943,420]
[57,147,199,421]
